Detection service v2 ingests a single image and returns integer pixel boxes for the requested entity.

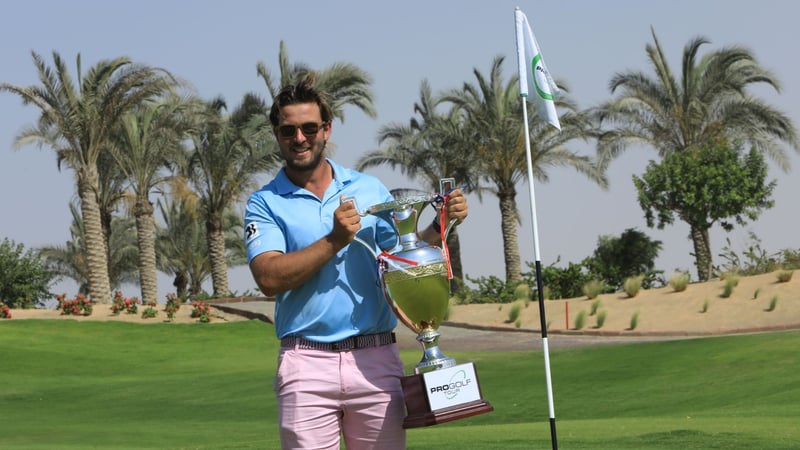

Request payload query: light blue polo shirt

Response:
[244,159,398,342]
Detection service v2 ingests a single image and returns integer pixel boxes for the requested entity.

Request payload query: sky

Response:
[2,1,799,300]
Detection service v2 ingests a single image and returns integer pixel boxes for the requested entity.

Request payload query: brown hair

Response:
[268,76,332,126]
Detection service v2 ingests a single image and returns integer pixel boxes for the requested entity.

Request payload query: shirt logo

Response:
[245,222,259,242]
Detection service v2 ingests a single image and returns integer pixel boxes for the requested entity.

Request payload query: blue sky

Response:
[2,1,798,299]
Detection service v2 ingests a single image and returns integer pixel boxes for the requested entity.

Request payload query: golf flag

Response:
[514,8,561,130]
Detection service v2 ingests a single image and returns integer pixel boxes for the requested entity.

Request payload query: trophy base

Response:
[400,362,494,429]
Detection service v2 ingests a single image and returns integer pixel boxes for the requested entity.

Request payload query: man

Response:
[244,80,468,450]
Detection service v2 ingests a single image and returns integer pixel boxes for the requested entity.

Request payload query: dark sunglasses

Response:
[277,122,326,139]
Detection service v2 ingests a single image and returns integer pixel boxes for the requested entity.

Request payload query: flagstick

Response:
[520,100,559,450]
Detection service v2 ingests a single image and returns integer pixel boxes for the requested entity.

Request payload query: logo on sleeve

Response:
[245,222,260,242]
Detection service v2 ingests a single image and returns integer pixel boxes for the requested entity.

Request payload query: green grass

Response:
[1,321,799,449]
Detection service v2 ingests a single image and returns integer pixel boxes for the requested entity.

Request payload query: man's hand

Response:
[443,188,468,225]
[330,195,362,248]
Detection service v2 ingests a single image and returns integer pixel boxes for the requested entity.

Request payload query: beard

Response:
[284,142,326,172]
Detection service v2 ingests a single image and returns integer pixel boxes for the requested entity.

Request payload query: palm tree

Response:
[155,195,249,299]
[442,56,607,283]
[111,98,189,304]
[184,94,278,297]
[155,195,210,299]
[256,40,376,123]
[594,29,799,280]
[357,80,481,291]
[1,51,175,303]
[39,203,138,295]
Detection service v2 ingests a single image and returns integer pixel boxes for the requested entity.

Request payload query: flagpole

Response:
[515,6,558,449]
[520,97,559,450]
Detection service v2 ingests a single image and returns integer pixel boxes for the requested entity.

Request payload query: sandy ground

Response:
[447,270,800,335]
[4,271,799,337]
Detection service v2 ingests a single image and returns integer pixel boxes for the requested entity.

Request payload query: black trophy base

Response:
[400,372,494,429]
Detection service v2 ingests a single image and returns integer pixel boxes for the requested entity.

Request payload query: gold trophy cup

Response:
[361,179,493,428]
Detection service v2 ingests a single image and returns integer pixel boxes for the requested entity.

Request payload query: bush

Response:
[574,310,586,330]
[589,299,602,316]
[623,275,644,298]
[701,299,709,313]
[56,293,93,316]
[111,291,140,314]
[767,295,778,312]
[191,302,212,323]
[595,310,607,328]
[776,270,793,283]
[462,275,519,304]
[0,238,57,308]
[721,277,738,298]
[507,301,523,323]
[629,311,640,330]
[164,293,183,321]
[668,271,690,292]
[582,280,605,299]
[0,305,11,319]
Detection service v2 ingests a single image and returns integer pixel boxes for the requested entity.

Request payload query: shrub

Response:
[623,275,644,298]
[191,302,212,323]
[111,291,139,314]
[629,311,640,330]
[589,299,602,316]
[776,270,794,283]
[582,280,605,299]
[56,293,93,316]
[574,310,586,330]
[721,278,738,298]
[0,305,11,319]
[753,288,760,299]
[141,305,158,319]
[507,301,523,323]
[668,271,690,292]
[164,293,182,321]
[701,299,709,313]
[595,310,607,328]
[767,295,778,312]
[0,238,56,308]
[462,275,519,304]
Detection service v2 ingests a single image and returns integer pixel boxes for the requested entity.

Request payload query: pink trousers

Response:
[274,342,406,450]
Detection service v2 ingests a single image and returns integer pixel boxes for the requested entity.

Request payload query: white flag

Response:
[514,8,560,130]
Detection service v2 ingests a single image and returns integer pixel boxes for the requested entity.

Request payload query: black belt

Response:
[281,331,396,352]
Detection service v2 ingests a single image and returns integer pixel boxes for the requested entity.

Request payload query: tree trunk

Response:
[134,196,158,305]
[498,189,522,284]
[78,168,113,303]
[206,214,230,297]
[690,224,713,281]
[173,272,188,299]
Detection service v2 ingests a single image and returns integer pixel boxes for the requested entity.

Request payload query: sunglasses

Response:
[277,122,326,139]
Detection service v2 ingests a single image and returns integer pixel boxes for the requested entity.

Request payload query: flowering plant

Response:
[141,305,158,319]
[110,291,139,315]
[56,293,93,316]
[164,293,182,321]
[190,301,212,323]
[0,305,11,319]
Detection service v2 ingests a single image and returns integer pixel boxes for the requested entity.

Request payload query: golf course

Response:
[1,318,798,449]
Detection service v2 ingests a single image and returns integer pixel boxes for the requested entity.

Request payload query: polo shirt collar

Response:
[272,158,353,196]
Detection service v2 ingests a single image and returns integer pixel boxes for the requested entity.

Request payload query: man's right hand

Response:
[330,196,362,248]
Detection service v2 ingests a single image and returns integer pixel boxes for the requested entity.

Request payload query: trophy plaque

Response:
[361,179,493,428]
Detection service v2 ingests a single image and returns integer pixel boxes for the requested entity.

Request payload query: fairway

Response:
[1,320,798,449]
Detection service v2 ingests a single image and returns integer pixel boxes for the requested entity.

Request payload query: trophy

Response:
[356,179,493,428]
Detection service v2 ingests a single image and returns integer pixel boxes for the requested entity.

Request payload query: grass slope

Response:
[1,320,798,449]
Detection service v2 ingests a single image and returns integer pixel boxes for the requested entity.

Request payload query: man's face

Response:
[274,102,331,172]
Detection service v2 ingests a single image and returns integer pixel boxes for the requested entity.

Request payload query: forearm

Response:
[249,235,345,297]
[418,217,445,246]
